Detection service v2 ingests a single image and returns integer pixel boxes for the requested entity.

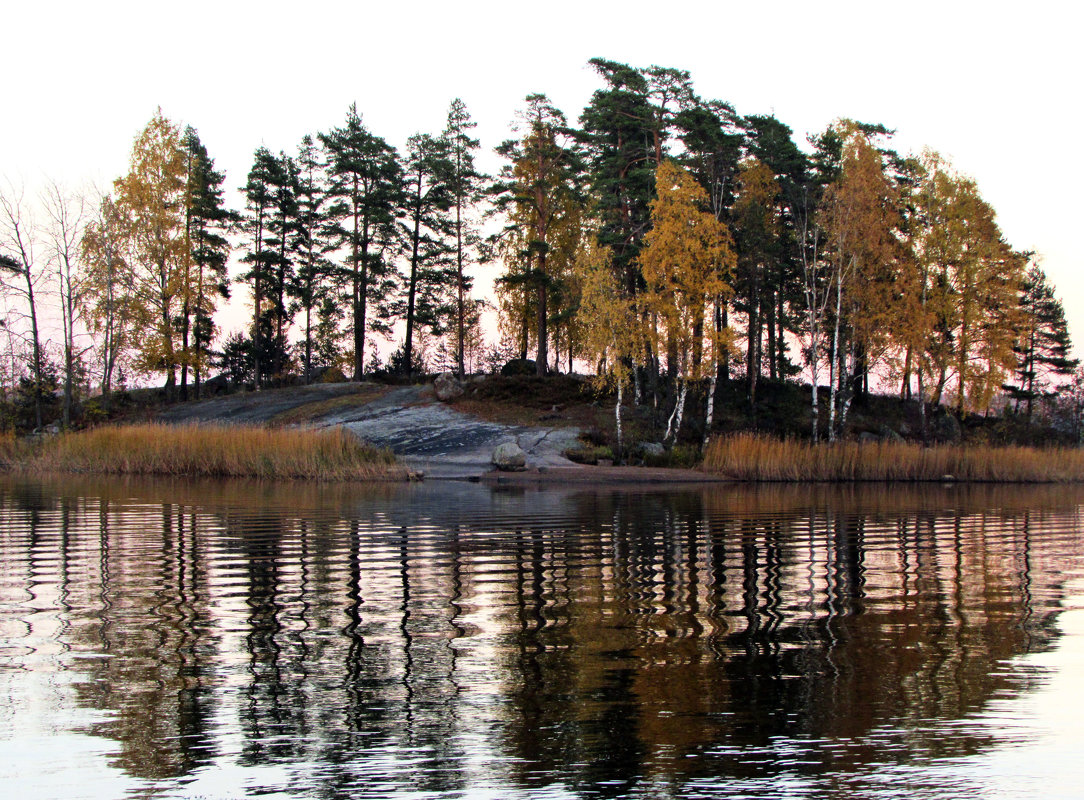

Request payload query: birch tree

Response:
[638,160,734,444]
[42,181,89,427]
[0,183,48,429]
[80,193,136,407]
[112,110,188,398]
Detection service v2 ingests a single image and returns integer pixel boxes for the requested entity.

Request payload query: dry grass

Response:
[0,431,29,469]
[702,433,1084,483]
[5,424,407,481]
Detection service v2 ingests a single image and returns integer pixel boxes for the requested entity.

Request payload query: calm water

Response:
[1,477,1083,799]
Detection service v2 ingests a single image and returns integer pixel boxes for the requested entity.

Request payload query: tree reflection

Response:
[0,477,1079,797]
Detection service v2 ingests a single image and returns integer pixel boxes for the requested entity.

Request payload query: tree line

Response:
[1,58,1077,442]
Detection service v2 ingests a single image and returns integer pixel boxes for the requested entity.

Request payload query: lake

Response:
[1,476,1083,799]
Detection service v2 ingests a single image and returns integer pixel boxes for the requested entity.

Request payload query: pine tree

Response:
[731,157,782,408]
[289,135,331,383]
[263,151,298,379]
[239,146,277,388]
[444,99,486,377]
[181,127,233,399]
[320,104,402,379]
[401,132,454,375]
[1007,263,1078,417]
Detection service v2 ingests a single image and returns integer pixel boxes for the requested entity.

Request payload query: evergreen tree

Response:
[263,151,298,379]
[578,59,658,299]
[400,132,454,375]
[1007,263,1078,416]
[320,104,402,380]
[289,135,332,383]
[444,99,486,376]
[181,126,233,399]
[239,146,277,388]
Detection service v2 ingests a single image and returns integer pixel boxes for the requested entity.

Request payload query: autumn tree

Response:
[80,193,135,407]
[112,110,189,399]
[577,238,638,459]
[817,122,900,439]
[494,94,585,376]
[638,160,734,443]
[675,99,745,384]
[909,152,1025,419]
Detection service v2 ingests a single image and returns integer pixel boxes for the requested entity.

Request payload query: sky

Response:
[3,0,1083,356]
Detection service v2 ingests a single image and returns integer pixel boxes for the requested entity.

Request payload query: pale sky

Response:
[4,0,1082,355]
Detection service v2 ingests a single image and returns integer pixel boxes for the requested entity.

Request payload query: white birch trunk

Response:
[615,379,624,463]
[703,372,718,448]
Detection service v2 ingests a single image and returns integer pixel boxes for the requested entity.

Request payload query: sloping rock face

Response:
[492,441,527,471]
[434,373,464,401]
[156,381,583,479]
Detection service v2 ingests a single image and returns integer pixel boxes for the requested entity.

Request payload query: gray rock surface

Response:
[156,381,583,480]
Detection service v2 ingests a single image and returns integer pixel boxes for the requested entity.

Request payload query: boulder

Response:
[500,358,536,376]
[877,424,904,443]
[202,373,230,396]
[492,441,527,471]
[929,410,962,444]
[434,372,464,402]
[639,442,666,458]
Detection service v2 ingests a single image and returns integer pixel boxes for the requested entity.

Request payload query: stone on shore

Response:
[434,372,464,402]
[492,441,527,471]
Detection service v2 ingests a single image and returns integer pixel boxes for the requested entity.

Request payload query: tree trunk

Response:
[535,252,547,377]
[455,187,466,378]
[703,372,717,448]
[404,175,422,375]
[615,379,624,464]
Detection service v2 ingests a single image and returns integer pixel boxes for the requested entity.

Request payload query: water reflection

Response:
[0,477,1081,798]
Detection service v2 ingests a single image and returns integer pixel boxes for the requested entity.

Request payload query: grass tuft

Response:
[5,424,407,481]
[702,433,1084,483]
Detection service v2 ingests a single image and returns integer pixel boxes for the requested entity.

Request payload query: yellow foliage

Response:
[638,160,735,381]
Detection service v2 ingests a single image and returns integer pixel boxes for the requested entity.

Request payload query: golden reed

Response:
[2,424,407,481]
[702,433,1084,483]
